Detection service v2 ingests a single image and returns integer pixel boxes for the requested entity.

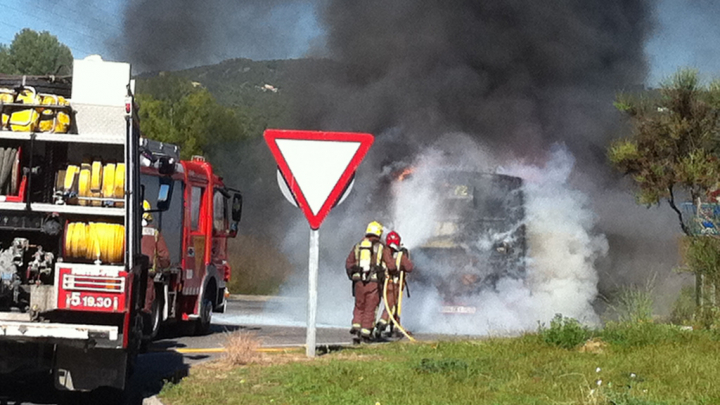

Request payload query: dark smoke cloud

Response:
[115,0,319,72]
[290,1,691,312]
[295,1,651,167]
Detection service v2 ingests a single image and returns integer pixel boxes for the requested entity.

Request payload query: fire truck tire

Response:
[141,294,162,350]
[149,290,162,339]
[194,298,213,336]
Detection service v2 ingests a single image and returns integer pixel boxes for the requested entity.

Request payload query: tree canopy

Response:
[0,29,73,75]
[136,73,251,159]
[608,69,720,235]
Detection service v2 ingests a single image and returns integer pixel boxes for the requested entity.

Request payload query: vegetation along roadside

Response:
[159,320,720,405]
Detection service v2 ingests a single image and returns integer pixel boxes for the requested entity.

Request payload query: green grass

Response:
[159,324,720,405]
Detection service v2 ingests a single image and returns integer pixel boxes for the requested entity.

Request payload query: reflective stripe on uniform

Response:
[392,251,404,283]
[142,227,157,237]
[143,226,160,272]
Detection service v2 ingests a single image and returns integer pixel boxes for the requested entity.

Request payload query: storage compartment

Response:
[55,160,125,207]
[0,85,74,134]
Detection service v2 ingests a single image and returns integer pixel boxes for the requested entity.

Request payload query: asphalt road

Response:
[0,296,444,405]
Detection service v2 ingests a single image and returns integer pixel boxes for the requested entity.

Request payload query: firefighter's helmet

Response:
[386,231,401,250]
[365,221,383,237]
[142,200,153,222]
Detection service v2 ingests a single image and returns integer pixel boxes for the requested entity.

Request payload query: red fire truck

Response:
[0,55,241,392]
[140,142,242,340]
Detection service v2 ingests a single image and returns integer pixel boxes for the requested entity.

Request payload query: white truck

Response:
[0,56,165,392]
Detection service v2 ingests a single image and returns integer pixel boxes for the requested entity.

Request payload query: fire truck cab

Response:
[140,142,241,339]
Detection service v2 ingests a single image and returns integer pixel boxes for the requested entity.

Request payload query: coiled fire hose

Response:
[382,272,416,342]
[63,162,125,206]
[64,222,125,263]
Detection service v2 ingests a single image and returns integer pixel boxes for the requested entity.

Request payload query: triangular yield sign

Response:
[264,129,374,229]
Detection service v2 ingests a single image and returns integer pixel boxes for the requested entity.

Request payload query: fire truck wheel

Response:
[195,298,213,336]
[148,292,162,340]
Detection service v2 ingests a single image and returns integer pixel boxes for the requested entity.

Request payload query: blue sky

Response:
[0,0,124,57]
[645,0,720,84]
[0,0,718,85]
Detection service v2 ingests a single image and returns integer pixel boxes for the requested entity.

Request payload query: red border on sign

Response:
[264,129,374,229]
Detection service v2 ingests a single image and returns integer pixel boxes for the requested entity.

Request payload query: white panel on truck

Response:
[71,56,131,107]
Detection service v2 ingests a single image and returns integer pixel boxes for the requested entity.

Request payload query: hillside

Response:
[137,58,338,137]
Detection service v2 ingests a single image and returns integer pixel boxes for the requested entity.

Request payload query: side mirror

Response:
[228,221,238,238]
[231,193,242,223]
[158,156,176,175]
[156,177,174,211]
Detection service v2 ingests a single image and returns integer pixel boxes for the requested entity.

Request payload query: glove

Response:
[347,266,360,281]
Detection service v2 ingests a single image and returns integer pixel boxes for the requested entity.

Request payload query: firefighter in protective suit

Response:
[346,221,396,342]
[141,200,170,315]
[376,230,413,338]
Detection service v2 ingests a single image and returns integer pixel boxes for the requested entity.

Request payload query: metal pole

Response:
[306,228,319,357]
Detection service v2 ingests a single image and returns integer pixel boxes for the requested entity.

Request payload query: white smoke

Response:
[216,138,607,336]
[398,143,607,334]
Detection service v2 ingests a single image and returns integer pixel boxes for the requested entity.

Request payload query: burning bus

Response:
[397,169,526,314]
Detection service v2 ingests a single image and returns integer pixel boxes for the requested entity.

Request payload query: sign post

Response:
[307,228,319,357]
[264,129,374,357]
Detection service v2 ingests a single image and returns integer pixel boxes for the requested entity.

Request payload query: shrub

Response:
[669,286,696,325]
[608,278,655,324]
[539,314,590,349]
[221,331,262,366]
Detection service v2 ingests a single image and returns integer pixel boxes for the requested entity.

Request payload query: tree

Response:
[0,29,73,75]
[609,69,720,315]
[608,69,720,235]
[136,74,250,159]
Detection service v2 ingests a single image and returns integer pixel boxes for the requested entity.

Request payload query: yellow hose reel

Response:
[65,222,125,263]
[60,162,125,206]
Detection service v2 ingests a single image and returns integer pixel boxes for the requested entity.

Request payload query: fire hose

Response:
[64,222,125,263]
[397,269,405,320]
[382,271,416,342]
[63,162,125,206]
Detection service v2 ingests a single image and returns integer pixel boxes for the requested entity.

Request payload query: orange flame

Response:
[397,167,415,181]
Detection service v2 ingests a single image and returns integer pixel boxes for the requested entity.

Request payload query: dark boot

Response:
[360,327,374,343]
[375,321,388,337]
